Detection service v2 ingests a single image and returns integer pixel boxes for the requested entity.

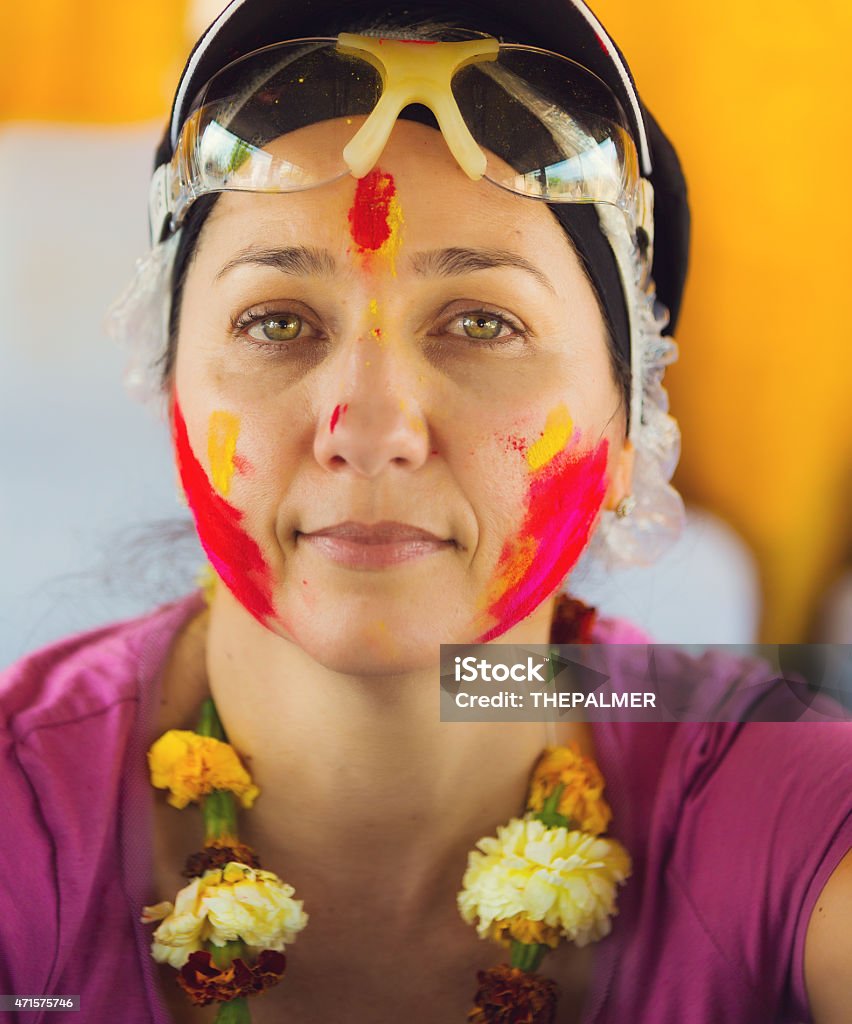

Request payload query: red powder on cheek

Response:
[476,440,610,642]
[348,170,396,251]
[172,399,276,626]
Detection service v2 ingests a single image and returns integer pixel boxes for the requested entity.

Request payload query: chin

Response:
[272,587,479,677]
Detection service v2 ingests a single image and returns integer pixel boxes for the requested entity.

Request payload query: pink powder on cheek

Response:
[172,398,277,626]
[476,439,610,643]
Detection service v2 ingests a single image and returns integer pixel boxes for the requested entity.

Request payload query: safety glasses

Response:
[149,32,642,240]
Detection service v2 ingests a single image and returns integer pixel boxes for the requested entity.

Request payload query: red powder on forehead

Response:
[476,440,610,642]
[348,169,397,251]
[172,398,275,626]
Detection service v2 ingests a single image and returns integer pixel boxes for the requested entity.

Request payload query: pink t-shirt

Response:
[2,592,850,1023]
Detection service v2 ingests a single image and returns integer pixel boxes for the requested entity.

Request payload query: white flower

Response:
[142,862,308,968]
[143,877,207,969]
[457,816,631,947]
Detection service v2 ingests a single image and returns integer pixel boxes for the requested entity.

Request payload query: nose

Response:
[313,337,431,477]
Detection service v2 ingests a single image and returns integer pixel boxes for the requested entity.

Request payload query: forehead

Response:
[200,117,577,263]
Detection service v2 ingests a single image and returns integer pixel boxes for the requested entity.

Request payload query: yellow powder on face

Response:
[483,534,539,607]
[526,404,574,471]
[207,411,241,495]
[196,563,218,605]
[364,618,399,657]
[398,397,426,434]
[378,193,404,275]
[367,296,385,344]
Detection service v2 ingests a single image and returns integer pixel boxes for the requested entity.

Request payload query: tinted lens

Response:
[452,46,638,206]
[176,41,383,212]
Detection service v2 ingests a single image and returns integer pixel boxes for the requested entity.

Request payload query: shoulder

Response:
[666,720,852,1019]
[0,593,203,994]
[804,846,852,1024]
[1,592,204,738]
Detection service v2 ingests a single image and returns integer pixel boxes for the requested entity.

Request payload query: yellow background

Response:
[4,0,850,640]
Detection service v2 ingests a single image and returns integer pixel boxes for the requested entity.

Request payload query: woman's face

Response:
[172,118,632,670]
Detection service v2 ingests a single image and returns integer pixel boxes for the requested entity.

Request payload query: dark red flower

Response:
[183,840,261,877]
[177,949,286,1006]
[550,595,597,645]
[468,965,558,1024]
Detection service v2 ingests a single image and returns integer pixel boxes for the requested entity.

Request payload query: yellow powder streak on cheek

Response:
[526,404,574,471]
[377,194,404,276]
[207,411,241,496]
[483,534,539,607]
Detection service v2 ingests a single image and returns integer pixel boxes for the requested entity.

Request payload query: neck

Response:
[195,588,590,904]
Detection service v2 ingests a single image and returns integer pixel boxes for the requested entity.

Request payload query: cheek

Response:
[172,396,277,627]
[476,406,609,642]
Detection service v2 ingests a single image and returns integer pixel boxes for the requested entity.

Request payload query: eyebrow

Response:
[409,247,556,294]
[215,245,337,281]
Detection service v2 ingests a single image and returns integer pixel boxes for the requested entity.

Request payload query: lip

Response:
[298,520,454,570]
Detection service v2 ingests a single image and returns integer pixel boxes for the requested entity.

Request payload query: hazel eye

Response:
[248,314,304,342]
[461,314,504,340]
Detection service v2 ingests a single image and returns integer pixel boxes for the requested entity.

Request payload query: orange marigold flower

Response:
[526,744,611,835]
[177,949,286,1006]
[148,730,260,809]
[468,965,557,1024]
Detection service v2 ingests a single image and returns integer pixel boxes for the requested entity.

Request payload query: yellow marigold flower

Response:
[148,730,260,809]
[457,817,631,948]
[527,744,612,835]
[143,862,308,969]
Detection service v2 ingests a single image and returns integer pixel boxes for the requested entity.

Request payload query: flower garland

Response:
[143,626,631,1021]
[459,745,631,1022]
[143,699,308,1022]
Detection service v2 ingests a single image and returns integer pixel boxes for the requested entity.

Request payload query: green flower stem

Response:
[209,939,245,968]
[510,940,548,972]
[203,788,239,842]
[194,701,252,1022]
[533,782,573,829]
[214,996,250,1023]
[207,937,251,1023]
[195,698,240,842]
[197,697,227,742]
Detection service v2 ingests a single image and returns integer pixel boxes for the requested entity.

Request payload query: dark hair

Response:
[162,192,220,382]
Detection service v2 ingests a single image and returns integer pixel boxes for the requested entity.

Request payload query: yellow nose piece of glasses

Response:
[336,33,500,180]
